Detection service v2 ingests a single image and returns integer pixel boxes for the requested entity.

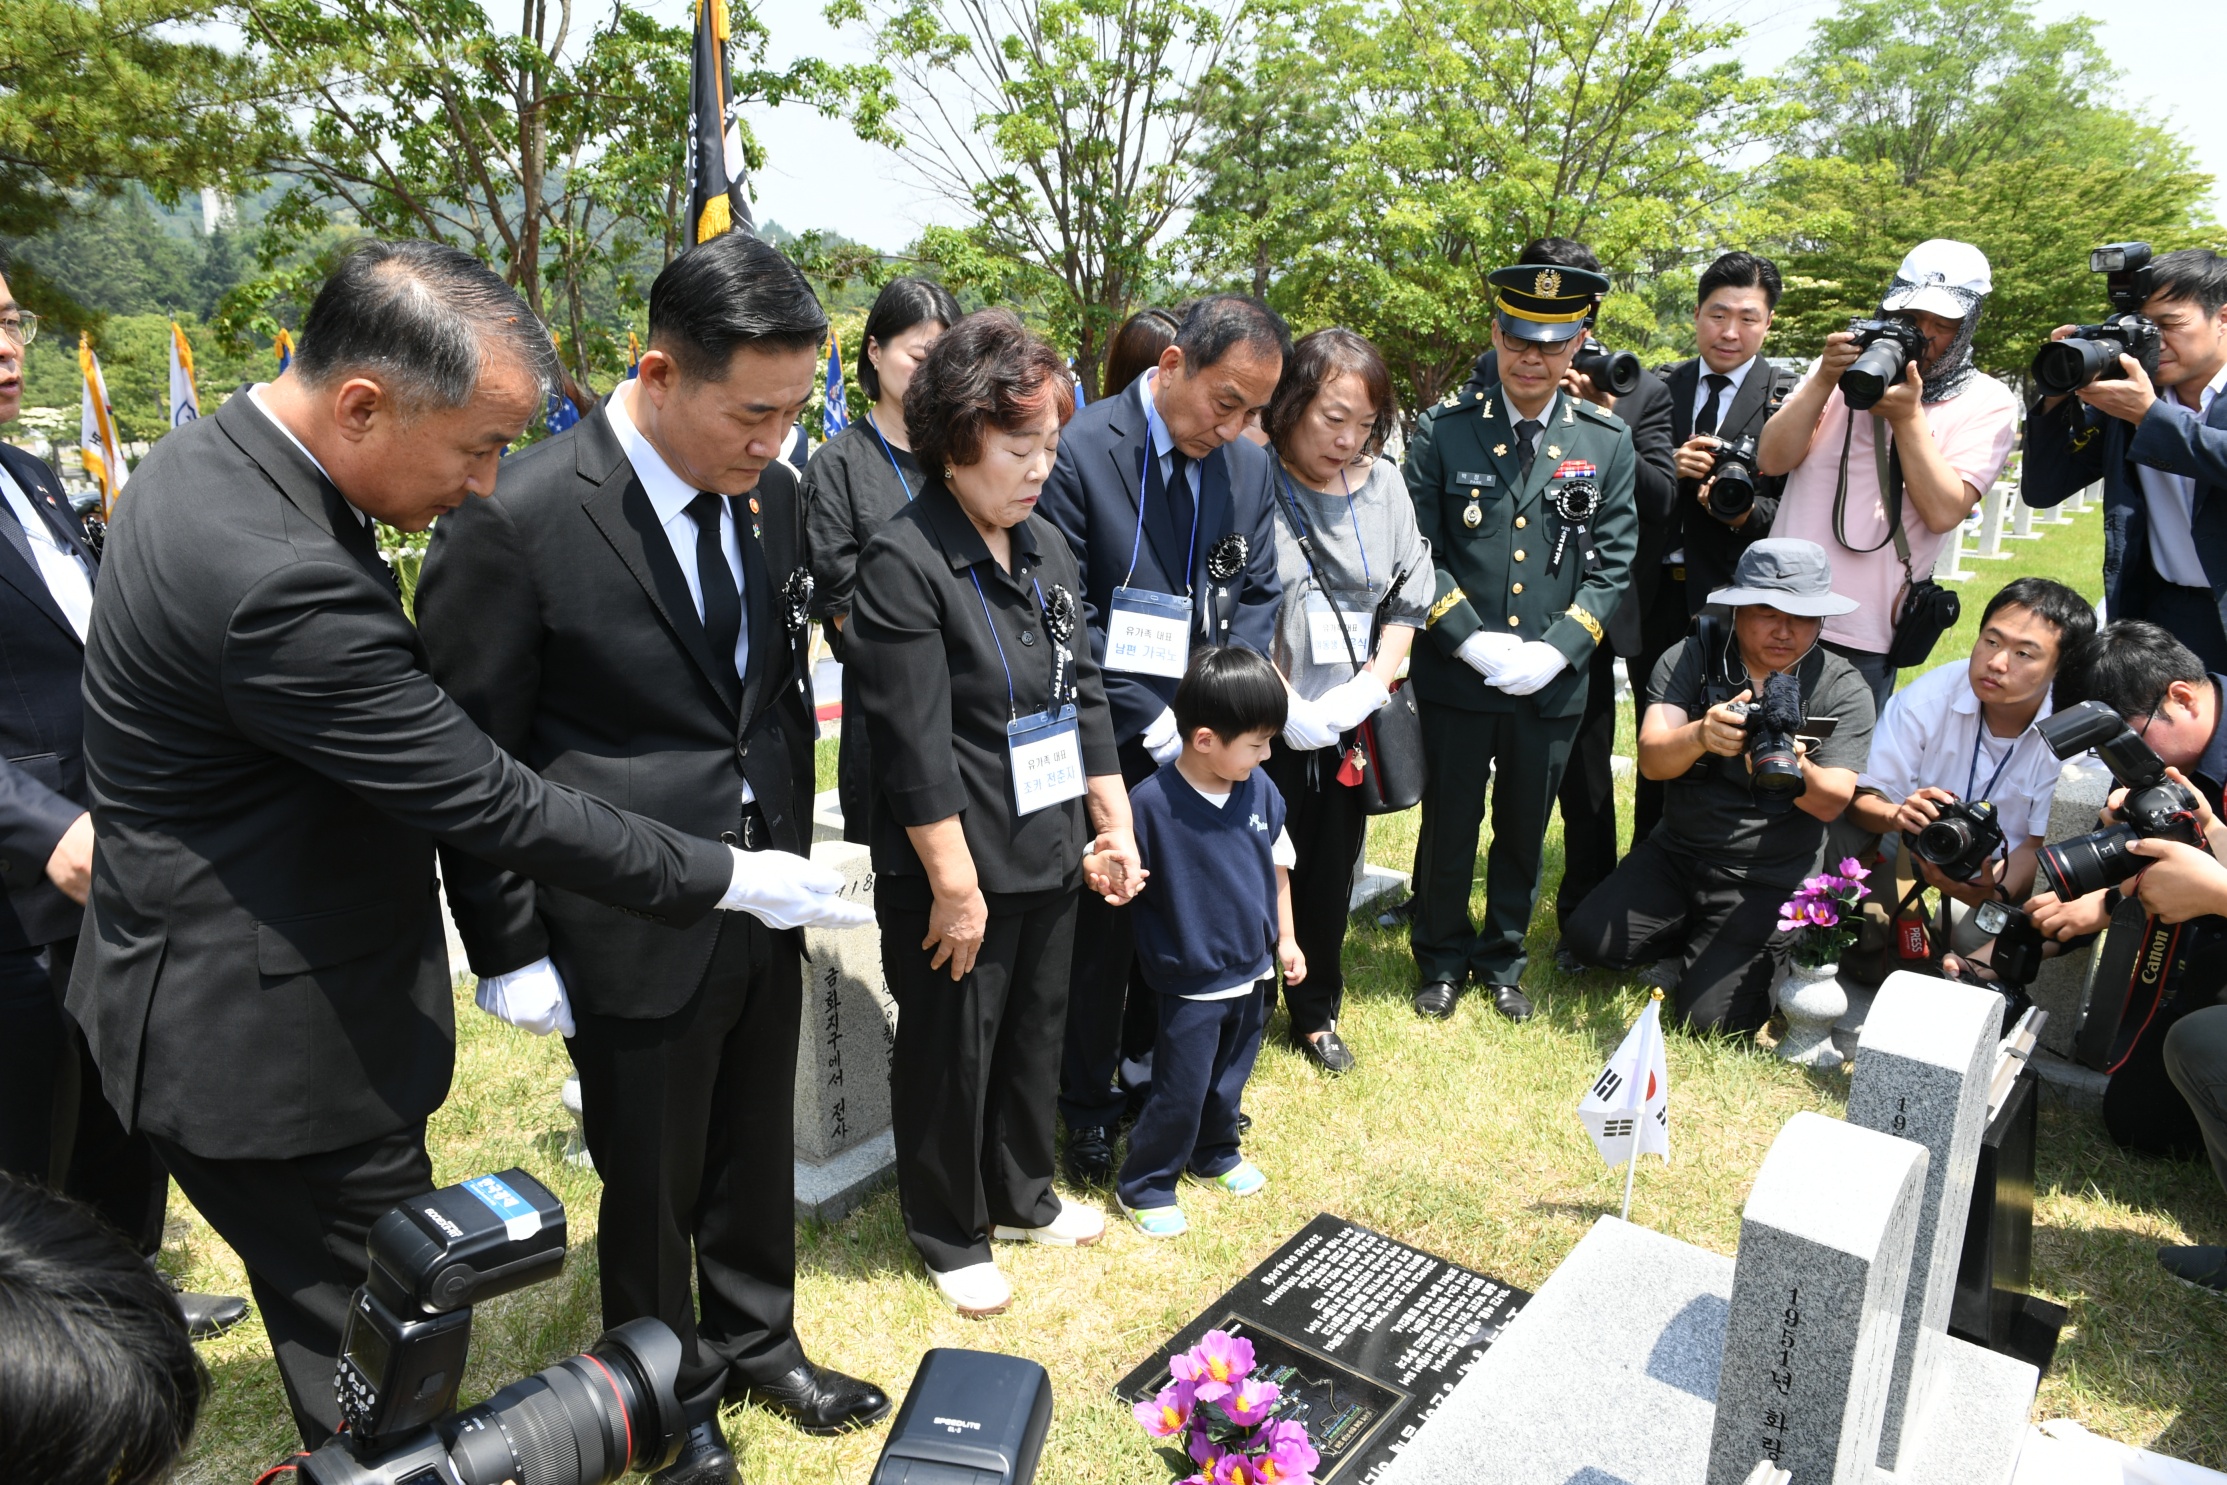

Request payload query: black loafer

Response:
[1412,980,1460,1020]
[1487,984,1535,1023]
[730,1360,892,1435]
[1236,1111,1253,1135]
[1297,1028,1356,1075]
[2159,1244,2227,1294]
[156,1267,249,1341]
[651,1421,737,1485]
[1063,1124,1115,1186]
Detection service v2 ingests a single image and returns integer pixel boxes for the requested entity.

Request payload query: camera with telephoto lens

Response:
[1690,613,1808,808]
[299,1169,688,1485]
[1572,336,1641,397]
[1970,899,2048,988]
[1840,316,1931,410]
[2029,241,2163,396]
[1909,796,2006,883]
[1703,434,1762,522]
[2033,698,2206,902]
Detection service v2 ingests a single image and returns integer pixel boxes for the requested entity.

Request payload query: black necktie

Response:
[688,491,742,694]
[1164,448,1194,540]
[1515,419,1543,477]
[1696,373,1731,437]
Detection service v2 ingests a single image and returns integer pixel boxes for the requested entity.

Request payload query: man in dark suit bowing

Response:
[418,231,887,1485]
[1036,294,1288,1184]
[69,240,865,1457]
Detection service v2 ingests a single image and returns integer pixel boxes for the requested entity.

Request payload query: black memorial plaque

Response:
[1116,1213,1528,1483]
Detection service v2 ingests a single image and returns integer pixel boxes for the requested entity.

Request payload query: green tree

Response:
[21,313,265,442]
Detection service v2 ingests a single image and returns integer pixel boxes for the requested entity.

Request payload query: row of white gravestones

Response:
[1943,480,2096,579]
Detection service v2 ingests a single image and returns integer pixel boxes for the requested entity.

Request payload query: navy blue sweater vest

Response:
[1128,763,1285,997]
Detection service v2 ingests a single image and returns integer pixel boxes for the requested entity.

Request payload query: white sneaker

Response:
[992,1197,1106,1248]
[929,1260,1012,1318]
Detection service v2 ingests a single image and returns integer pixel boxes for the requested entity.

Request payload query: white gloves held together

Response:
[1456,632,1570,697]
[1282,672,1392,750]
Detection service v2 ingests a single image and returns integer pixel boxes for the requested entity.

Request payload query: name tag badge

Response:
[1008,704,1088,816]
[1105,585,1192,677]
[1304,591,1371,666]
[1454,471,1497,489]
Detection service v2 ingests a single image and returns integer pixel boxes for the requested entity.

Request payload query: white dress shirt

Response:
[1857,659,2065,850]
[2138,360,2227,588]
[607,382,753,693]
[0,465,93,641]
[1690,354,1756,428]
[1138,368,1205,504]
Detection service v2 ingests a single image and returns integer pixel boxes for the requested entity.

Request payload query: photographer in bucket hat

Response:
[1757,240,2020,710]
[1563,539,1876,1034]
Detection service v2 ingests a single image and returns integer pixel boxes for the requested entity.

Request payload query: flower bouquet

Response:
[1134,1329,1320,1484]
[1776,856,1872,968]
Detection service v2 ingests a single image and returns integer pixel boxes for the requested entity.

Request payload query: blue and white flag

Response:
[822,332,849,440]
[168,322,201,428]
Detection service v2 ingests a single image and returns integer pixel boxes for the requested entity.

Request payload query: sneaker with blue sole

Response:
[1186,1160,1268,1197]
[1118,1197,1188,1238]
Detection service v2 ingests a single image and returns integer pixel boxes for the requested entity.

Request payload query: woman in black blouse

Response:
[804,275,962,840]
[851,311,1143,1318]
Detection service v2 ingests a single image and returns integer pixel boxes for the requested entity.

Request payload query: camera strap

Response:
[1829,411,1905,558]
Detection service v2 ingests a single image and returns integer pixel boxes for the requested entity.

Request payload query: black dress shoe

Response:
[1412,980,1460,1020]
[1063,1124,1115,1186]
[2159,1244,2227,1294]
[651,1421,737,1485]
[1486,984,1535,1023]
[1236,1111,1253,1135]
[156,1267,249,1341]
[730,1361,892,1435]
[1297,1028,1356,1074]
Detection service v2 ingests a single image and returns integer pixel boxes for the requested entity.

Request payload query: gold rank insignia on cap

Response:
[1487,261,1610,343]
[1534,268,1561,298]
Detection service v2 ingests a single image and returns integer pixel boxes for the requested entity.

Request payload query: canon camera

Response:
[1572,336,1642,397]
[1909,797,2006,883]
[1840,316,1930,410]
[1702,434,1762,523]
[2030,242,2163,397]
[2034,699,2205,901]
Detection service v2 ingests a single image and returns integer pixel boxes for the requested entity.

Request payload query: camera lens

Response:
[440,1319,686,1485]
[1915,817,1972,865]
[1572,345,1641,396]
[2031,337,2123,397]
[1707,463,1756,521]
[2038,821,2141,902]
[1841,338,1910,410]
[1749,738,1804,799]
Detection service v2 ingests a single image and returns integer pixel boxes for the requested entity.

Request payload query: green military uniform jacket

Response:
[1403,383,1638,720]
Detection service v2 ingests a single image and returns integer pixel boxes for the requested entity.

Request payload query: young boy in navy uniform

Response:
[1114,647,1305,1235]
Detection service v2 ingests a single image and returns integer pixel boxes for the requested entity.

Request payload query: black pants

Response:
[1630,567,1691,848]
[1059,739,1160,1130]
[1563,834,1792,1035]
[1115,985,1266,1209]
[1554,643,1623,931]
[155,1122,433,1446]
[2165,1004,2227,1196]
[565,911,805,1421]
[885,892,1074,1274]
[836,660,872,846]
[2144,583,2227,674]
[0,935,166,1253]
[1412,699,1580,986]
[1263,744,1366,1037]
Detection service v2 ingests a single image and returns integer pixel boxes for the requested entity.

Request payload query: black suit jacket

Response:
[69,396,734,1161]
[1465,351,1675,656]
[417,403,817,1019]
[0,441,99,950]
[1036,384,1281,742]
[1660,357,1786,610]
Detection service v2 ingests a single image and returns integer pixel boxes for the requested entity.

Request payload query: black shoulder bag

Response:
[1278,480,1426,814]
[1831,413,1959,670]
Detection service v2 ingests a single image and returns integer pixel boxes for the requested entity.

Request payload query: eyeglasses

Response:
[0,312,39,347]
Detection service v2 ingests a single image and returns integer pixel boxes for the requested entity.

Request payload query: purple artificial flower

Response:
[1213,1454,1264,1485]
[1136,1381,1197,1439]
[1172,1330,1254,1400]
[1255,1419,1321,1483]
[1839,856,1871,882]
[1190,1428,1222,1467]
[1222,1376,1283,1429]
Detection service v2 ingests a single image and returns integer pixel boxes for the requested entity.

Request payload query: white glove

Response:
[1457,630,1524,679]
[1492,640,1571,697]
[1314,672,1391,732]
[717,848,874,930]
[475,957,575,1038]
[1281,690,1342,751]
[1143,706,1183,765]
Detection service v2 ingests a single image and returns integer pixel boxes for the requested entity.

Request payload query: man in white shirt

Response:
[2026,248,2227,669]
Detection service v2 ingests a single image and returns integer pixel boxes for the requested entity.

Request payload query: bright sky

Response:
[688,0,2223,253]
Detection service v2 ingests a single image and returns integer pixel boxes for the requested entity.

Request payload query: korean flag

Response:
[1579,992,1670,1168]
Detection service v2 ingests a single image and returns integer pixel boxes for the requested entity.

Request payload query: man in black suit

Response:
[418,233,888,1485]
[1635,251,1792,847]
[1036,294,1288,1183]
[68,240,864,1456]
[0,274,245,1337]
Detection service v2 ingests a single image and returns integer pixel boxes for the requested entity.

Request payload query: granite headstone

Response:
[794,840,898,1220]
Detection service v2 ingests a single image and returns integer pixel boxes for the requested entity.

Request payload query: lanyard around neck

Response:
[1276,463,1371,590]
[865,413,914,503]
[1964,723,2019,806]
[967,568,1058,722]
[1123,397,1200,592]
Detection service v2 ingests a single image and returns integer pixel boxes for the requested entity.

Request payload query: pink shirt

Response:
[1772,370,2018,654]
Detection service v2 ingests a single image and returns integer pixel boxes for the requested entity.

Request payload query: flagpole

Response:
[1620,988,1663,1222]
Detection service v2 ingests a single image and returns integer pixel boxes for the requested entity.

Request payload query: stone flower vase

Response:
[1774,958,1849,1070]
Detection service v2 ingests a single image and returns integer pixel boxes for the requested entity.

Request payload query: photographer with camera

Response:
[2024,246,2227,669]
[1757,240,2020,710]
[1844,579,2095,986]
[1564,539,1874,1035]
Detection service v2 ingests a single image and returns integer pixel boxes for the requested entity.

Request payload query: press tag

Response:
[1304,592,1371,666]
[462,1173,542,1241]
[1895,916,1930,961]
[1105,585,1192,677]
[1008,704,1087,815]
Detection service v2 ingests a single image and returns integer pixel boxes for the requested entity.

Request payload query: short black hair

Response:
[2146,248,2227,318]
[1697,251,1784,312]
[2074,620,2207,719]
[1172,646,1287,743]
[648,231,828,382]
[0,1177,206,1485]
[1979,577,2095,660]
[1517,237,1603,275]
[1173,294,1292,374]
[857,275,962,400]
[296,239,557,410]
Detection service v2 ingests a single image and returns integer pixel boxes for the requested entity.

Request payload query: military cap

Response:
[1489,262,1611,344]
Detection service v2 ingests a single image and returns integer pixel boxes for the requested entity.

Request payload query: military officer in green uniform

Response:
[1405,263,1638,1023]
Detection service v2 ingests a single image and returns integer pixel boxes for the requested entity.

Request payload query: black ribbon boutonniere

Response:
[781,568,814,634]
[1205,534,1247,642]
[1548,480,1602,578]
